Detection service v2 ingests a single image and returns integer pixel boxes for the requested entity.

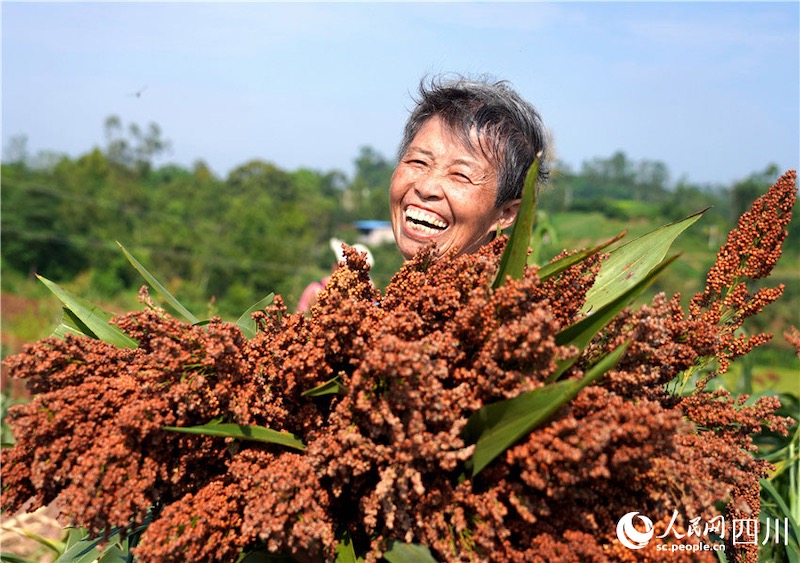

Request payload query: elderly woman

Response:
[390,76,549,259]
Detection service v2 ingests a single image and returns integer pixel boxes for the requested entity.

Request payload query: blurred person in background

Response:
[297,237,374,313]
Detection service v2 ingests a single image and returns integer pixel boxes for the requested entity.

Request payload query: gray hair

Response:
[397,75,549,206]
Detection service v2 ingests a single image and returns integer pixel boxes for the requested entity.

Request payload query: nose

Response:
[414,170,444,200]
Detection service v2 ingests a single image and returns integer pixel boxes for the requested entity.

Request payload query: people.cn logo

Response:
[616,512,655,550]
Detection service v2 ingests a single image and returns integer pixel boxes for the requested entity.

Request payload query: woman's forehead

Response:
[413,115,498,165]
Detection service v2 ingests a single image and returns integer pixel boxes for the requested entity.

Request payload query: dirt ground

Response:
[1,294,66,560]
[1,504,64,562]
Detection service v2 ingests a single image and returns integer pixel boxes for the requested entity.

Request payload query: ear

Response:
[491,198,521,232]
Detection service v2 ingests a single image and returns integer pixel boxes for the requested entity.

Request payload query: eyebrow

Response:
[405,147,434,158]
[452,158,479,169]
[406,147,481,170]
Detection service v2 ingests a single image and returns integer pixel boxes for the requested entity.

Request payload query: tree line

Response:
[2,116,795,318]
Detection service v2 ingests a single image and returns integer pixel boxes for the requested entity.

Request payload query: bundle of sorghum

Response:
[2,171,796,562]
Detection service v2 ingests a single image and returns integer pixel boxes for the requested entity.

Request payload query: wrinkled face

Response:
[390,115,520,260]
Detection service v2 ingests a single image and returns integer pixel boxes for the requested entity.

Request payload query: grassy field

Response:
[2,207,797,398]
[539,209,799,395]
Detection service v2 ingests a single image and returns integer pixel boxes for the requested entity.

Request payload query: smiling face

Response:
[390,115,520,260]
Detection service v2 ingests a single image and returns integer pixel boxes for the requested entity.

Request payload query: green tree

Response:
[3,134,29,170]
[348,146,394,220]
[104,115,171,177]
[0,166,85,279]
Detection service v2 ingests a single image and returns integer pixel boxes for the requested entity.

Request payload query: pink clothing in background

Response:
[297,275,331,313]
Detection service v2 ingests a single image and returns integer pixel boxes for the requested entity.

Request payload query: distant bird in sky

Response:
[128,86,148,98]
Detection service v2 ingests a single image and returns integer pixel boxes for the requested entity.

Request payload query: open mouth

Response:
[405,206,448,235]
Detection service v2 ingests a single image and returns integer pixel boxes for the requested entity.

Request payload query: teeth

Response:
[405,207,448,229]
[408,222,441,235]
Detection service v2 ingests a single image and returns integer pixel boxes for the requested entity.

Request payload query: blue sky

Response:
[2,2,798,186]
